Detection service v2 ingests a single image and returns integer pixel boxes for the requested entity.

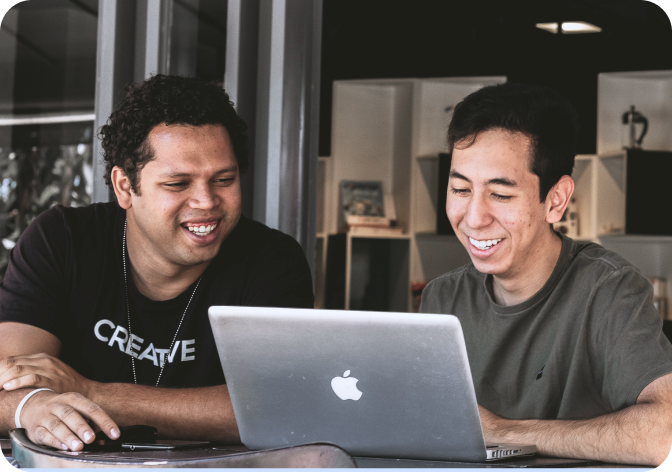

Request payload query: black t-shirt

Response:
[0,202,314,388]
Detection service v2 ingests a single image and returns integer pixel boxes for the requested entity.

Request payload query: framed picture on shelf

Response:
[340,180,389,228]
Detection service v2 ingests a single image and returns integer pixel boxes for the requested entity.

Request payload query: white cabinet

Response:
[594,71,672,318]
[598,70,672,155]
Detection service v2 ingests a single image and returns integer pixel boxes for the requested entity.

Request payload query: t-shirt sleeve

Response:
[241,232,314,309]
[591,267,672,410]
[0,207,70,338]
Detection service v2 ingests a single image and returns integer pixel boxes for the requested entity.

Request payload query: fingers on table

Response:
[30,426,69,451]
[31,392,119,451]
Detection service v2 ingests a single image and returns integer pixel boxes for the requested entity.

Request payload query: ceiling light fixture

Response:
[561,21,602,34]
[536,22,559,34]
[536,21,601,34]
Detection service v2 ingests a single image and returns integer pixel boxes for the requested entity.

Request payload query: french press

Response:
[621,105,648,149]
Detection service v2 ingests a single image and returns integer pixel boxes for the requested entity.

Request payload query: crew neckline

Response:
[484,232,575,315]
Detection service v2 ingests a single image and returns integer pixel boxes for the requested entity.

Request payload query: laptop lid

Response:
[209,306,488,462]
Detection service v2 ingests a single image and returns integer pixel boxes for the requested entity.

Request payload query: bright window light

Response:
[536,22,559,34]
[561,21,602,34]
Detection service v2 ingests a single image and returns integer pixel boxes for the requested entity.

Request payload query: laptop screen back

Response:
[208,306,488,462]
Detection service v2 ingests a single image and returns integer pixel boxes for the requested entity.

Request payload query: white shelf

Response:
[598,71,672,156]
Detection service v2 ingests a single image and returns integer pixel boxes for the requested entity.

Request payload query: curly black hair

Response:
[98,74,249,194]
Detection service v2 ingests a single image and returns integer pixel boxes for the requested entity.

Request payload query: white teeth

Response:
[185,222,217,236]
[469,237,502,250]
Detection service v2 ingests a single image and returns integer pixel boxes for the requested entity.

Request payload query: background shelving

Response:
[316,69,672,317]
[317,76,506,311]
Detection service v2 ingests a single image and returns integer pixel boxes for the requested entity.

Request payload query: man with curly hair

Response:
[0,75,314,450]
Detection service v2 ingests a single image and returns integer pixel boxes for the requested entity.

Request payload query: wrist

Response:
[15,388,54,428]
[85,380,104,404]
[498,417,533,444]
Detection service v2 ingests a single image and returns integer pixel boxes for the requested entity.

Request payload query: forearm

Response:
[88,382,240,444]
[488,402,672,466]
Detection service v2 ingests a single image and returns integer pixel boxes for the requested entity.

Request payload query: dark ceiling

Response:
[319,0,672,156]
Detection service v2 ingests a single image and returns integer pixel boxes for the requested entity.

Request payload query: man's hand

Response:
[0,353,95,397]
[19,389,119,451]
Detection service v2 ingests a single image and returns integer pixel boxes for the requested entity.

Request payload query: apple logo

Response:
[331,370,363,400]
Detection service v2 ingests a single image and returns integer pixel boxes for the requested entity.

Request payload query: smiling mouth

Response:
[182,220,219,237]
[468,236,503,250]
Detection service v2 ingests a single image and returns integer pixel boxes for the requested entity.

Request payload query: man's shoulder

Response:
[214,215,307,268]
[568,238,640,279]
[227,215,303,251]
[37,201,120,229]
[419,263,485,314]
[21,202,120,249]
[425,263,482,291]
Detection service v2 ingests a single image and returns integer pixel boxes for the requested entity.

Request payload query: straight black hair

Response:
[447,83,579,202]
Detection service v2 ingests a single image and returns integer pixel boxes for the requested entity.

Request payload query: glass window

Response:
[169,0,227,81]
[0,0,97,279]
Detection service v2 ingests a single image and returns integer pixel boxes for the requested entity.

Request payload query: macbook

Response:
[208,306,535,462]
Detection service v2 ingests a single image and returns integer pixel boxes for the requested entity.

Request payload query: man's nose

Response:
[464,195,493,229]
[189,184,219,209]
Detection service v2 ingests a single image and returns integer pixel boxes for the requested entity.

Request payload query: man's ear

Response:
[545,175,575,224]
[111,166,134,209]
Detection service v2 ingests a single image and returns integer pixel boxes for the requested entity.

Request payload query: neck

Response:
[125,218,209,301]
[491,230,563,307]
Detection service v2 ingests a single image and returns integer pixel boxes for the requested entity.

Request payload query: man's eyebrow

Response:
[449,170,471,183]
[449,171,517,187]
[158,166,238,178]
[486,177,517,187]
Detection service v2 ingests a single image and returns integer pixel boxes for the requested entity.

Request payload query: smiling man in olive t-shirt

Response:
[420,83,672,466]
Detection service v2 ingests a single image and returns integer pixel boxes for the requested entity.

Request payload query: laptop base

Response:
[355,455,606,468]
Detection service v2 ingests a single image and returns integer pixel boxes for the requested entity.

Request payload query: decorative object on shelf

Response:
[411,281,428,313]
[341,180,399,230]
[553,197,579,239]
[621,105,648,149]
[341,180,384,217]
[648,277,668,320]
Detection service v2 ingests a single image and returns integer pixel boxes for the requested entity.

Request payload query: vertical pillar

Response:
[225,0,260,219]
[144,0,171,78]
[92,0,169,203]
[92,0,137,203]
[0,7,19,147]
[253,0,322,273]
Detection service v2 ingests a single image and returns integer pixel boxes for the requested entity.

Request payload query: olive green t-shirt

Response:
[419,234,672,420]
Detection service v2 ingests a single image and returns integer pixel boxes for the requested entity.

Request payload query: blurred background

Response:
[1,0,671,313]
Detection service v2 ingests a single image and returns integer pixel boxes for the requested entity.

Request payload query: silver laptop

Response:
[208,306,535,462]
